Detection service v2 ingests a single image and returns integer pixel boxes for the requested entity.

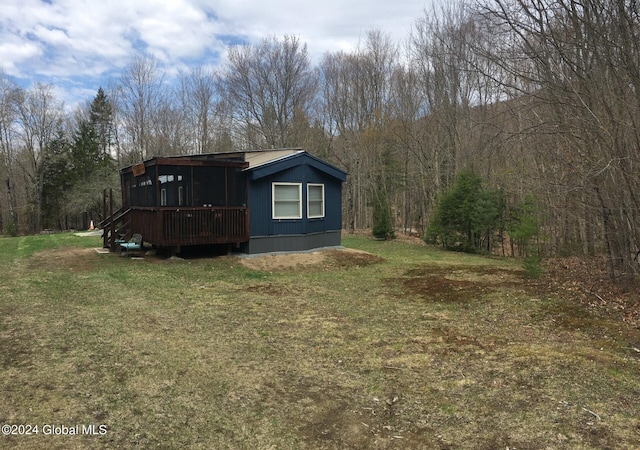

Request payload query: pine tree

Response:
[63,118,116,226]
[59,89,117,228]
[372,187,395,240]
[425,170,503,253]
[41,128,73,229]
[89,87,114,158]
[72,120,104,174]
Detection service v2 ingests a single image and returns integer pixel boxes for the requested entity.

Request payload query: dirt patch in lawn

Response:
[397,264,522,303]
[27,247,97,272]
[239,248,384,272]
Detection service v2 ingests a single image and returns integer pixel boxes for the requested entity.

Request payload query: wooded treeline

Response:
[1,0,638,284]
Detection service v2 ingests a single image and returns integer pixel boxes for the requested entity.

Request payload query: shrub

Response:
[5,221,18,237]
[425,170,503,252]
[523,256,543,278]
[372,189,395,240]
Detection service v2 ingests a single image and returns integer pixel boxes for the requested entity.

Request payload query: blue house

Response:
[241,149,347,254]
[102,148,347,255]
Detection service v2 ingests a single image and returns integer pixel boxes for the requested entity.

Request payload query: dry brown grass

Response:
[1,234,639,449]
[238,248,384,272]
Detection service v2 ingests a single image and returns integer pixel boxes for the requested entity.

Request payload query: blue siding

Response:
[247,155,344,238]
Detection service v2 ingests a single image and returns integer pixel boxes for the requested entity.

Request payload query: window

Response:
[273,183,302,219]
[160,189,167,206]
[307,184,325,218]
[178,186,184,206]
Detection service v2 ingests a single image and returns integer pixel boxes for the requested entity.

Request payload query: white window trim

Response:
[307,183,325,219]
[272,182,302,219]
[160,188,167,206]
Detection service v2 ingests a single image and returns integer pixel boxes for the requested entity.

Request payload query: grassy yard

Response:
[1,233,639,449]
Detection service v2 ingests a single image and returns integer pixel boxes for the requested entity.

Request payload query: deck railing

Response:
[99,207,132,251]
[130,207,249,247]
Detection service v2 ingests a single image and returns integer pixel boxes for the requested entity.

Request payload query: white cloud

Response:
[209,0,428,55]
[0,39,42,77]
[0,0,435,106]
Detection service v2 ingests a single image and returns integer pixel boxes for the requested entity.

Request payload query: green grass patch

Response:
[1,233,639,449]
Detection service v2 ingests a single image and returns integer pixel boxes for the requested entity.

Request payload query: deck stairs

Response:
[99,207,133,252]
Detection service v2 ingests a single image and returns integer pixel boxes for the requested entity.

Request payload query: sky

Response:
[0,0,436,109]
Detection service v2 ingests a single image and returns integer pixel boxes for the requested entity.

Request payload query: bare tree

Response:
[474,0,640,284]
[149,96,188,156]
[179,66,223,154]
[412,4,482,190]
[0,73,23,233]
[388,64,432,235]
[319,30,398,232]
[17,83,64,232]
[218,35,318,149]
[117,54,166,162]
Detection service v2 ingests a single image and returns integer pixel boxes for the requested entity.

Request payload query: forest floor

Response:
[538,256,640,329]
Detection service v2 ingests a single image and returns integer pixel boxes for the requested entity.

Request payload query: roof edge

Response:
[247,151,347,182]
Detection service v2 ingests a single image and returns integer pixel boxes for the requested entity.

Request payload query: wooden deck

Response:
[101,206,249,250]
[130,207,249,247]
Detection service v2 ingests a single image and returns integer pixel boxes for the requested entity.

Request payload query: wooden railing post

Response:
[109,188,114,250]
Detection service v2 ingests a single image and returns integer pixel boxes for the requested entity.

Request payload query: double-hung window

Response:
[273,183,302,219]
[307,184,325,218]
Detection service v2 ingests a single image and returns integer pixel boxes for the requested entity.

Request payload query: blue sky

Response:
[0,0,435,109]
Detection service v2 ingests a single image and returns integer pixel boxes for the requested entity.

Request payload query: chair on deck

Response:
[120,233,143,256]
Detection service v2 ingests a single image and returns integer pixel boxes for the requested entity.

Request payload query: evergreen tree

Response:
[63,118,116,226]
[41,129,73,229]
[425,170,503,252]
[58,92,117,229]
[372,186,395,240]
[89,87,114,158]
[371,147,398,240]
[507,195,540,257]
[72,120,105,174]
